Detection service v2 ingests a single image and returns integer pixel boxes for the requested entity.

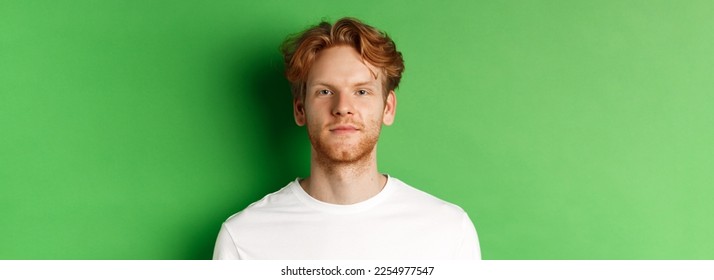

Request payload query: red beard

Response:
[307,119,381,166]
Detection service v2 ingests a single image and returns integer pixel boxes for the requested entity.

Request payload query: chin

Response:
[309,129,380,165]
[317,142,375,164]
[324,147,364,163]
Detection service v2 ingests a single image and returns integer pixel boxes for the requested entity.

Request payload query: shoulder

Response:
[388,177,470,220]
[387,177,480,258]
[223,180,302,227]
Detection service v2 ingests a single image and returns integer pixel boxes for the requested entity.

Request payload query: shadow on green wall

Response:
[184,37,308,259]
[238,42,306,197]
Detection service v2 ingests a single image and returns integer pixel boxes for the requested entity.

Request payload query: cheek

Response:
[368,102,387,118]
[363,110,385,129]
[304,109,325,129]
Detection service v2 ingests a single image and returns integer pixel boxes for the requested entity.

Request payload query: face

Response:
[293,45,396,165]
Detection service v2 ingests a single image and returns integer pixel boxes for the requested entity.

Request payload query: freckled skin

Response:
[292,45,397,204]
[294,46,395,170]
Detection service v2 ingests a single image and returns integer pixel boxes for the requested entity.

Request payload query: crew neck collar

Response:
[289,174,395,214]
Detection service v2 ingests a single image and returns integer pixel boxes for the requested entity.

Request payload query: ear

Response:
[293,97,306,126]
[382,90,397,126]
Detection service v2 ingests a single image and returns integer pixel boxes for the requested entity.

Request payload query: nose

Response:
[331,92,353,117]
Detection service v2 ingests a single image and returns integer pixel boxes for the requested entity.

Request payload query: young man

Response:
[213,17,480,259]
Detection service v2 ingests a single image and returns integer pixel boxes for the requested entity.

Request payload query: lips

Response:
[331,125,357,130]
[328,124,360,133]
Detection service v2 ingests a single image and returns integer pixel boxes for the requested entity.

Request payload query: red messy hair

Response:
[281,17,405,100]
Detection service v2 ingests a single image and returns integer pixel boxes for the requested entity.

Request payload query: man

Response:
[213,17,480,259]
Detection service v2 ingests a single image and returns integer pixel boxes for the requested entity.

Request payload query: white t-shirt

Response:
[213,175,481,259]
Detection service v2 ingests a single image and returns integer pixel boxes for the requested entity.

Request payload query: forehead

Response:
[307,45,382,87]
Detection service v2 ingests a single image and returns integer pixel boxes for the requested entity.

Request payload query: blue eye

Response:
[318,89,332,95]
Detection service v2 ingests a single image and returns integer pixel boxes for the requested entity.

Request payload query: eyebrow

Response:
[310,81,377,88]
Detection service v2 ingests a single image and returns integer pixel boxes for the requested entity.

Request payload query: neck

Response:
[300,147,387,205]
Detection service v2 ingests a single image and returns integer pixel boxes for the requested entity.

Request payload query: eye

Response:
[318,89,332,95]
[356,89,369,96]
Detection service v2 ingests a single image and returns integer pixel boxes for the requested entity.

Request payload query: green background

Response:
[1,0,713,259]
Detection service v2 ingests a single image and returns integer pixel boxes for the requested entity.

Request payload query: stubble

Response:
[308,119,382,172]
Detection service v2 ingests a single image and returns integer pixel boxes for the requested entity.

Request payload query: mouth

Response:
[329,125,359,134]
